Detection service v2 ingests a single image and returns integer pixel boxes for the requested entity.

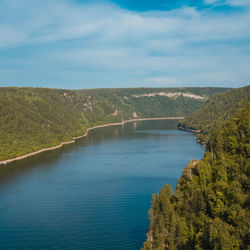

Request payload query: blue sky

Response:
[0,0,250,89]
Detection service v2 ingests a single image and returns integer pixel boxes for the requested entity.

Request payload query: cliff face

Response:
[143,87,250,250]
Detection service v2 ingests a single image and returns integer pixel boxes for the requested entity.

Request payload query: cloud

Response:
[0,0,250,88]
[226,0,250,6]
[204,0,222,4]
[204,0,250,6]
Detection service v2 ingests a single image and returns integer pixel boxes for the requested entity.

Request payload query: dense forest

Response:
[143,86,250,249]
[0,87,227,162]
[179,85,250,144]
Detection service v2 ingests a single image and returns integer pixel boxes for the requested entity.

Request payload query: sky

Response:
[0,0,250,89]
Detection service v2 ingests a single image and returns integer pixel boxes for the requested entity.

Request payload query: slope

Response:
[143,86,250,249]
[0,87,227,162]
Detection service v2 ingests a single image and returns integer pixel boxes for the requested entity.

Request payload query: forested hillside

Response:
[179,85,250,144]
[143,86,250,249]
[0,87,227,162]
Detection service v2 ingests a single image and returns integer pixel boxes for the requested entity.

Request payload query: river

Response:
[0,120,204,250]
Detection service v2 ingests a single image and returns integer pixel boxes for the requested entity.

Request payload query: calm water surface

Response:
[0,120,204,250]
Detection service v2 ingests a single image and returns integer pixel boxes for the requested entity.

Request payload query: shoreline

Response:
[178,126,201,133]
[0,117,184,166]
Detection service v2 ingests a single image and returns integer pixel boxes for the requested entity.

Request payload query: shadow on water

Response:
[0,120,180,189]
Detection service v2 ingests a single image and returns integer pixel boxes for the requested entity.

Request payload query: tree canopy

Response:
[143,86,250,250]
[0,87,227,161]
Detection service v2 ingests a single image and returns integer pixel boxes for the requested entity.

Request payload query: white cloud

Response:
[226,0,250,6]
[204,0,223,5]
[0,0,250,88]
[204,0,250,6]
[205,0,219,3]
[1,0,249,49]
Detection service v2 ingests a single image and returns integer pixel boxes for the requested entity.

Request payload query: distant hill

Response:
[0,87,227,162]
[143,86,250,250]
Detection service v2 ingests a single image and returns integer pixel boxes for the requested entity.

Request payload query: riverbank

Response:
[0,117,184,166]
[178,126,207,148]
[178,126,201,133]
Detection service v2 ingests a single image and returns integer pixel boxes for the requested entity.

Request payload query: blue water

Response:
[0,120,204,249]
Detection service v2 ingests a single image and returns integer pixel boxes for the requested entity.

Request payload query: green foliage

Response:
[143,87,250,249]
[179,85,250,145]
[0,86,226,161]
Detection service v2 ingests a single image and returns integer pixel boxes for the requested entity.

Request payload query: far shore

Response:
[0,117,184,166]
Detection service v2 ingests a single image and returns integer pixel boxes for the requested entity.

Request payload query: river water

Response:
[0,120,204,250]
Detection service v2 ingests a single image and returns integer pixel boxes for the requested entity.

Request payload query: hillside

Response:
[0,87,227,162]
[179,85,250,144]
[143,86,250,249]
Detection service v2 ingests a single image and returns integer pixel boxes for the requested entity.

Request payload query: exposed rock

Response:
[110,109,119,116]
[132,92,207,100]
[182,159,199,180]
[175,159,199,197]
[146,230,153,242]
[132,112,138,118]
[82,102,93,112]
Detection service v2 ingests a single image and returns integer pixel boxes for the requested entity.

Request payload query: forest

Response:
[179,85,250,144]
[143,86,250,249]
[0,87,227,162]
